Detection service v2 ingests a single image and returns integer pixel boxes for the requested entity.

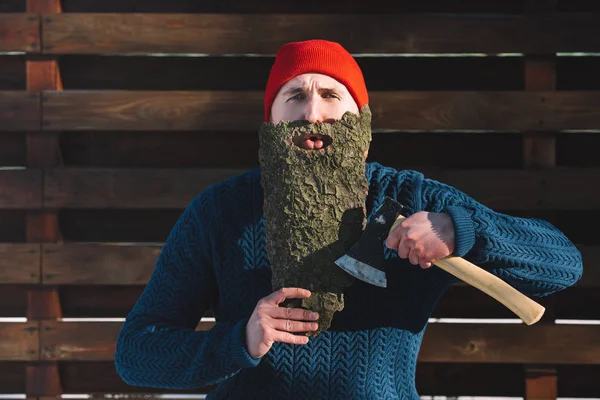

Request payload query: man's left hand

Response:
[385,212,455,269]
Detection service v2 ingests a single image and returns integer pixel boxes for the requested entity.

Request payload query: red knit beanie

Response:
[264,39,369,122]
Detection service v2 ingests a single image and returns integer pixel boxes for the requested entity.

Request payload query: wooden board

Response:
[39,321,600,364]
[41,90,600,132]
[43,243,161,284]
[0,244,40,283]
[0,322,38,360]
[0,14,39,52]
[58,55,523,91]
[40,321,213,361]
[419,324,600,364]
[44,168,244,208]
[0,92,40,131]
[42,13,600,55]
[0,170,42,209]
[42,167,600,210]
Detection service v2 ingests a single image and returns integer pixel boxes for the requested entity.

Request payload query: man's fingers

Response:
[271,307,319,321]
[272,319,318,333]
[385,225,403,249]
[265,288,311,305]
[272,331,310,345]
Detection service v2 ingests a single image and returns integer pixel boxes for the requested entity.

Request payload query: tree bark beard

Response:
[258,105,372,336]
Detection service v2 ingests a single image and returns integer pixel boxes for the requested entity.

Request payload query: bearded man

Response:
[115,40,583,399]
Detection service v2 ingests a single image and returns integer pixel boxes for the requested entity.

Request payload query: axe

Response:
[334,196,545,325]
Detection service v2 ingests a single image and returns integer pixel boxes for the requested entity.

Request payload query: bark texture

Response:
[258,106,372,335]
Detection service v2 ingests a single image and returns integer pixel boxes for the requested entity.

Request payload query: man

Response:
[114,40,583,399]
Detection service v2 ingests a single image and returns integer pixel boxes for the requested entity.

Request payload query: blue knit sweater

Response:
[114,162,583,399]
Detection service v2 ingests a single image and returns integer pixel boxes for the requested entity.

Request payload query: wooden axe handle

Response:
[390,215,545,325]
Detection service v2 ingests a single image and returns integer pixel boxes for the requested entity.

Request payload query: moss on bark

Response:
[258,105,372,336]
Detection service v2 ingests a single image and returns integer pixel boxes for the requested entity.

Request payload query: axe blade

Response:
[335,197,406,288]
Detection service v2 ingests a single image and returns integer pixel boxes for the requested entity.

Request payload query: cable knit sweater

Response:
[114,162,583,399]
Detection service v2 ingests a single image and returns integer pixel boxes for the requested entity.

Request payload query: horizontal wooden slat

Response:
[0,244,39,283]
[42,13,600,55]
[59,55,524,91]
[41,167,600,210]
[0,361,26,393]
[0,91,40,131]
[41,90,600,131]
[43,243,160,284]
[44,168,242,208]
[40,321,600,363]
[0,170,42,209]
[40,321,213,360]
[0,14,39,52]
[0,322,38,360]
[419,324,600,364]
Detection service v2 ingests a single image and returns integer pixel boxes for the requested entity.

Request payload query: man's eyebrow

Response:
[282,86,341,96]
[282,86,306,96]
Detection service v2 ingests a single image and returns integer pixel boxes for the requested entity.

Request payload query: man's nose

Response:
[304,97,324,123]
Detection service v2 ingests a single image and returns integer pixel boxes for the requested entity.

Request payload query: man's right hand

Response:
[245,287,319,359]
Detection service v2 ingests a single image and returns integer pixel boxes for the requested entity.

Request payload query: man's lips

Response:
[292,133,333,150]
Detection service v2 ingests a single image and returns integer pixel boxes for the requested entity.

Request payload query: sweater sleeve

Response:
[114,192,260,390]
[411,171,583,297]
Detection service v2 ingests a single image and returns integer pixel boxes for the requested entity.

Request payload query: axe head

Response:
[334,197,405,288]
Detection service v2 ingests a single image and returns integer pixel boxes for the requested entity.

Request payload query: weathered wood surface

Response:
[0,14,39,52]
[419,324,600,364]
[40,321,214,360]
[0,92,40,131]
[0,323,38,360]
[43,243,161,284]
[36,321,600,364]
[44,168,243,208]
[0,244,39,283]
[39,167,600,210]
[41,90,600,131]
[0,170,42,209]
[41,13,600,55]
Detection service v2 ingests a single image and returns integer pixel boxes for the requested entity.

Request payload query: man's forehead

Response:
[282,73,346,91]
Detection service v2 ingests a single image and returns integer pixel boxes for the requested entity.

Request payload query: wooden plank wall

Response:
[1,0,600,398]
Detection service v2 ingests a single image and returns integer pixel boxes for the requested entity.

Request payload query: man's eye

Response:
[289,93,305,101]
[323,93,339,99]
